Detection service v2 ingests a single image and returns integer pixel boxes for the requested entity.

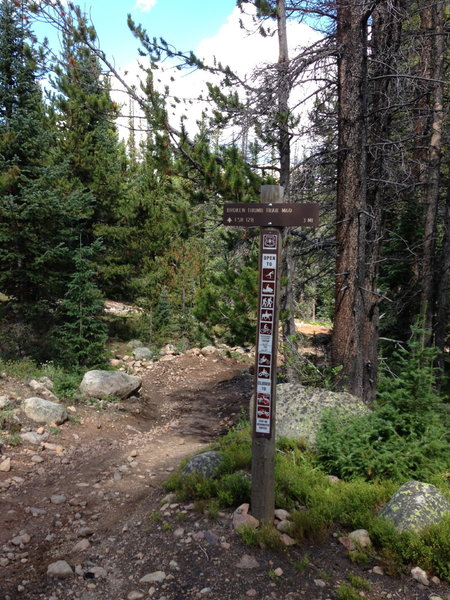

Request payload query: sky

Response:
[71,0,239,71]
[34,1,322,145]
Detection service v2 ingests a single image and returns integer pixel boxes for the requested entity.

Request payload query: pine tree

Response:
[0,2,76,312]
[53,240,107,368]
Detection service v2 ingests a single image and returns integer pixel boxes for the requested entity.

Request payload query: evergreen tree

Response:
[53,240,107,368]
[0,0,85,356]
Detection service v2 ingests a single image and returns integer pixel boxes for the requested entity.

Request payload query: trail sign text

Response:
[223,203,319,227]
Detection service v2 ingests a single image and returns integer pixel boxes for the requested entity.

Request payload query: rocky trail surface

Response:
[0,348,449,600]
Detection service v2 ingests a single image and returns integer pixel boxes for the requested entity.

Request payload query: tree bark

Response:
[435,165,450,376]
[362,1,405,399]
[332,0,371,400]
[276,0,297,359]
[419,1,445,336]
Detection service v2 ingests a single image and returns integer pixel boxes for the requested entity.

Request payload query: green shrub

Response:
[0,357,41,379]
[216,471,251,506]
[420,514,450,579]
[335,583,361,600]
[316,326,449,482]
[367,513,450,580]
[346,574,371,591]
[237,522,285,551]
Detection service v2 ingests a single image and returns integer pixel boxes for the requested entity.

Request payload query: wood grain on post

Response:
[251,184,284,523]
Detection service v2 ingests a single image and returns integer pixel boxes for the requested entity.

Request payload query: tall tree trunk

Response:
[419,0,445,336]
[276,0,297,362]
[332,0,372,400]
[435,166,450,377]
[363,1,405,398]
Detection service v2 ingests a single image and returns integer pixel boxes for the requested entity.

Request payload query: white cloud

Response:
[114,4,324,157]
[133,0,156,13]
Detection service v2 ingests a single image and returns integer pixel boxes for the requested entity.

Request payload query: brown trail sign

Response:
[223,185,319,522]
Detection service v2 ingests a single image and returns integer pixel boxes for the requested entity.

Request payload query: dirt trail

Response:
[0,350,448,600]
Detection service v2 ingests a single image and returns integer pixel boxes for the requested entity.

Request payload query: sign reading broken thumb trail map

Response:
[223,203,319,228]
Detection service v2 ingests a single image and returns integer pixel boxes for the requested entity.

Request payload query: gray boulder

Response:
[378,480,450,533]
[21,431,50,445]
[181,451,222,478]
[23,397,68,425]
[127,340,144,349]
[252,383,369,445]
[79,370,141,399]
[132,347,155,361]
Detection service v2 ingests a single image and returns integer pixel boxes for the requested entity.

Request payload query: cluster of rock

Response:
[0,377,69,478]
[108,340,251,375]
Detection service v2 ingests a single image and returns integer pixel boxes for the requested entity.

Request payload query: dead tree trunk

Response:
[276,0,297,364]
[419,0,445,336]
[363,1,405,398]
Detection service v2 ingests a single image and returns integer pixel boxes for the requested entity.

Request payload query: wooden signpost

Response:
[223,185,319,522]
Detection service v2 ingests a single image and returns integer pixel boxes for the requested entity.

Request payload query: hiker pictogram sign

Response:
[254,229,280,436]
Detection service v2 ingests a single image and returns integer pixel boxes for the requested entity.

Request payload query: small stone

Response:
[411,566,429,586]
[327,475,341,484]
[233,504,259,530]
[273,567,283,577]
[139,571,166,583]
[169,560,179,570]
[31,455,44,463]
[372,566,384,575]
[127,592,145,600]
[246,590,257,597]
[200,588,211,595]
[0,558,9,567]
[86,566,107,579]
[50,494,66,505]
[0,396,11,408]
[236,554,260,569]
[338,536,356,550]
[47,560,73,578]
[0,457,11,472]
[204,530,219,545]
[431,576,441,585]
[173,527,185,538]
[21,431,48,445]
[314,579,326,588]
[276,519,292,533]
[348,529,372,548]
[161,493,176,504]
[279,533,296,546]
[11,536,24,546]
[72,539,90,552]
[429,596,443,600]
[274,509,290,521]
